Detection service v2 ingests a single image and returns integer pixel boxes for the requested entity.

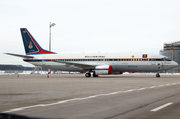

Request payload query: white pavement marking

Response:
[149,86,157,89]
[151,103,173,112]
[3,82,180,113]
[158,85,164,87]
[137,88,146,90]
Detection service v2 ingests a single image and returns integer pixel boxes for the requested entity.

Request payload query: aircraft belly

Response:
[29,62,84,71]
[49,63,84,71]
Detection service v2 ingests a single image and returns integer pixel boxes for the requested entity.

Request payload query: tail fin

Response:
[20,28,56,55]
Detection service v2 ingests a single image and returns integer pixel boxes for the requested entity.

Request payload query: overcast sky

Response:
[1,0,180,66]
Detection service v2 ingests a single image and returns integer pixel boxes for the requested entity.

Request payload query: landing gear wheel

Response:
[156,73,160,78]
[85,73,91,77]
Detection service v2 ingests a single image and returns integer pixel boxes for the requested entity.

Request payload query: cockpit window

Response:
[163,57,171,61]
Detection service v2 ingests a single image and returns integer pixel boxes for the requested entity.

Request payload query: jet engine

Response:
[95,65,113,75]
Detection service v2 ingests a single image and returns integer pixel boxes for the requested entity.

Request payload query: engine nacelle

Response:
[95,65,113,75]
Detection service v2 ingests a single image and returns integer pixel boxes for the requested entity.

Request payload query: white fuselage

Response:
[23,53,178,73]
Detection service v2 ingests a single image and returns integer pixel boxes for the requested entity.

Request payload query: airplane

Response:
[6,28,178,77]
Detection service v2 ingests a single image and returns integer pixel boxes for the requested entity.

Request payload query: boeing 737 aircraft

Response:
[6,28,178,77]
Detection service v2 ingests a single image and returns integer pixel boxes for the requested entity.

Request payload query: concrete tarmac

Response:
[0,74,180,119]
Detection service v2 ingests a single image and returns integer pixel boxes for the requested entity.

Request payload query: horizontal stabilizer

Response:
[5,53,34,58]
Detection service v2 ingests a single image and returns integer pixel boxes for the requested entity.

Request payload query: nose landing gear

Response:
[156,72,160,78]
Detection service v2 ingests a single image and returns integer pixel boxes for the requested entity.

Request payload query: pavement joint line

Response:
[2,82,180,113]
[150,102,173,112]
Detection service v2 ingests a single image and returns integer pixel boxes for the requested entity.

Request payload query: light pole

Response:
[48,22,55,74]
[49,22,56,51]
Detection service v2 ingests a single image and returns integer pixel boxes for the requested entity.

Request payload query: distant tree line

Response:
[0,64,35,70]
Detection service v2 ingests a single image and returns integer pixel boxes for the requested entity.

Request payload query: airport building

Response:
[160,41,180,73]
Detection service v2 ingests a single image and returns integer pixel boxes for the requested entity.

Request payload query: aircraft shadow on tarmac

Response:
[0,113,66,119]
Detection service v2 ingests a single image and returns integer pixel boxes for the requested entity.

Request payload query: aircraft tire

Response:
[85,73,91,77]
[156,74,160,78]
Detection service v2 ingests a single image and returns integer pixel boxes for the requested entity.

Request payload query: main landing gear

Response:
[85,73,91,77]
[85,72,98,77]
[156,72,160,78]
[93,73,98,77]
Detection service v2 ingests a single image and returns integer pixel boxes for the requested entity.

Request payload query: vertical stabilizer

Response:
[20,28,56,55]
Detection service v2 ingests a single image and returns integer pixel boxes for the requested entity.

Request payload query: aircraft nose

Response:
[172,61,178,67]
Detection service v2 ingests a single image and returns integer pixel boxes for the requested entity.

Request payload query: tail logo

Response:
[28,41,33,49]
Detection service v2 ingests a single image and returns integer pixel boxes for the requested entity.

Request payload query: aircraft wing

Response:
[53,61,95,70]
[5,53,34,58]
